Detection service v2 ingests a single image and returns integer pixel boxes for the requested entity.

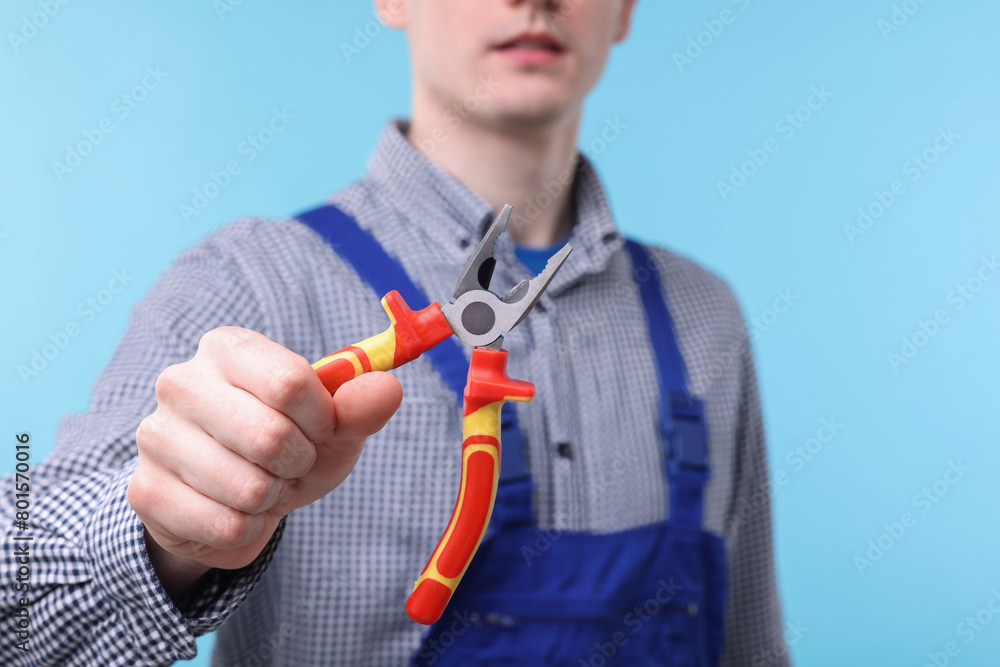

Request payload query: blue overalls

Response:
[298,205,728,666]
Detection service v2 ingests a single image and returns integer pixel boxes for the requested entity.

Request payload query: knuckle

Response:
[200,326,254,357]
[126,471,153,516]
[135,415,158,450]
[251,412,294,461]
[265,364,310,407]
[136,410,174,458]
[211,510,255,549]
[267,440,315,478]
[265,457,287,477]
[196,328,217,351]
[234,469,278,513]
[153,363,185,402]
[296,442,318,471]
[197,326,227,351]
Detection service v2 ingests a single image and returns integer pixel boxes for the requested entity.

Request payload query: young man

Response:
[1,1,789,664]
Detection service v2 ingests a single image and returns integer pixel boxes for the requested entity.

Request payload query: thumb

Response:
[285,371,403,511]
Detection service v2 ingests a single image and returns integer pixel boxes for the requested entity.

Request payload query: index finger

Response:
[199,327,337,444]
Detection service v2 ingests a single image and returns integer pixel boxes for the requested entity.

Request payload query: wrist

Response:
[143,528,212,606]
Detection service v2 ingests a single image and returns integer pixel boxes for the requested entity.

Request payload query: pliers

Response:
[309,205,571,625]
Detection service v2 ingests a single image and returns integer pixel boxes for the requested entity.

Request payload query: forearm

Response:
[1,460,287,666]
[0,223,285,664]
[0,462,195,666]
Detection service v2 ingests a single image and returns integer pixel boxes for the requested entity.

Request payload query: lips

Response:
[496,31,565,52]
[494,31,566,66]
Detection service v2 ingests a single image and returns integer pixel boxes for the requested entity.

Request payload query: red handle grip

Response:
[311,290,452,394]
[405,347,534,625]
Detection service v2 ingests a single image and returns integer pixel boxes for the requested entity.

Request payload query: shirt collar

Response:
[363,119,625,297]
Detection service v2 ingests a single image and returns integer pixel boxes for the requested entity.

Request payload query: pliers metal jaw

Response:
[442,204,572,349]
[310,205,571,625]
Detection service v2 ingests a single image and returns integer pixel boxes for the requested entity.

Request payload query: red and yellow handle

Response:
[311,290,453,395]
[405,347,534,625]
[311,292,532,625]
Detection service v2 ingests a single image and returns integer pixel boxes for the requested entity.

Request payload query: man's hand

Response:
[127,327,403,596]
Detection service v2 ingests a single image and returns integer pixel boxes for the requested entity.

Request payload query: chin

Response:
[494,109,567,130]
[484,94,577,129]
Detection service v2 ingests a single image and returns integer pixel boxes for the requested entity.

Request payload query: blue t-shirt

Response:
[514,241,567,275]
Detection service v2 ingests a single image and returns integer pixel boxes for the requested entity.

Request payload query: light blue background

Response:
[2,2,999,665]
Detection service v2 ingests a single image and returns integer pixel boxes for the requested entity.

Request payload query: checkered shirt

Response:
[0,121,788,666]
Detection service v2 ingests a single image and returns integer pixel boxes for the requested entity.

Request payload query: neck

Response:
[407,91,580,247]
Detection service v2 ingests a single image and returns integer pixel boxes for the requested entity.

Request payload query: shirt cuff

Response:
[84,458,286,659]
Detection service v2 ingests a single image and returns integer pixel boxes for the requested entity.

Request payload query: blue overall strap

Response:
[624,239,710,528]
[295,204,528,480]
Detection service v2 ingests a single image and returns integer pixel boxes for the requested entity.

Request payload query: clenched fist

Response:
[127,327,402,600]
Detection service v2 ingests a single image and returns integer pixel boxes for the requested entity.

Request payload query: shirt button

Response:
[555,442,573,459]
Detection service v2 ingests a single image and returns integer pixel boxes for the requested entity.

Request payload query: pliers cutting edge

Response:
[309,205,571,624]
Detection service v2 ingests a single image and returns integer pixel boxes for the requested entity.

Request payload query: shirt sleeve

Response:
[720,335,791,667]
[0,224,286,666]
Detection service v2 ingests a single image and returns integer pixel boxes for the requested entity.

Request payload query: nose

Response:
[507,0,561,12]
[506,0,566,26]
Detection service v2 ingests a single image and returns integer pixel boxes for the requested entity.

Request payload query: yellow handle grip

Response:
[406,348,534,625]
[311,290,452,394]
